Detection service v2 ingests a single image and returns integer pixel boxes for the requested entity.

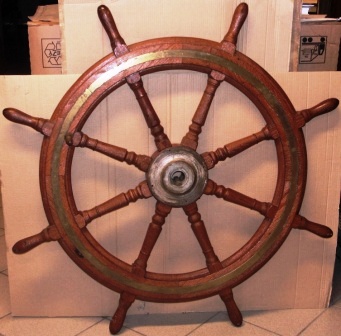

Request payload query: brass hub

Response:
[147,146,208,207]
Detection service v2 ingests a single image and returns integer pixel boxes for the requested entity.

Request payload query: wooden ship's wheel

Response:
[3,3,339,334]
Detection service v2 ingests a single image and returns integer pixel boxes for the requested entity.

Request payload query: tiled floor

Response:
[0,204,340,335]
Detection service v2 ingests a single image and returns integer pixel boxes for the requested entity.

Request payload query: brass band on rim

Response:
[48,46,300,297]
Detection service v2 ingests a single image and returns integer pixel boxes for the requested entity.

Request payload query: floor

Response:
[1,200,340,336]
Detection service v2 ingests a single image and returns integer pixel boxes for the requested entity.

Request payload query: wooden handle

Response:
[292,215,333,238]
[3,108,52,136]
[110,292,135,334]
[97,5,127,54]
[13,233,47,254]
[4,108,43,130]
[222,3,248,47]
[220,288,243,327]
[297,98,339,127]
[12,226,60,254]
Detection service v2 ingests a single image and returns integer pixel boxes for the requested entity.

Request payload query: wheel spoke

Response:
[132,202,172,276]
[75,181,152,227]
[183,202,222,273]
[182,203,243,322]
[205,179,333,239]
[204,179,273,217]
[181,71,225,150]
[98,5,171,151]
[128,78,172,151]
[65,131,151,172]
[201,126,275,169]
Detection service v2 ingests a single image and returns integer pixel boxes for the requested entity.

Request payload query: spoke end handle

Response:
[3,108,52,136]
[222,2,248,53]
[110,292,135,334]
[296,98,339,128]
[292,215,333,238]
[97,5,128,55]
[12,226,60,254]
[220,289,243,327]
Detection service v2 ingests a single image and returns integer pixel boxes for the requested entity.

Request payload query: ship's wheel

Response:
[3,3,338,335]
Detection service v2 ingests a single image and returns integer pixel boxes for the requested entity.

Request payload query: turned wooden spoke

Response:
[205,179,333,239]
[183,203,222,273]
[182,202,243,323]
[132,202,172,276]
[181,71,225,150]
[65,131,151,172]
[98,5,171,151]
[201,126,274,169]
[204,179,273,217]
[128,79,172,151]
[76,181,152,227]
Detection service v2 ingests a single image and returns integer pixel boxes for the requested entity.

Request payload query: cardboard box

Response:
[28,5,62,74]
[0,72,340,316]
[28,24,62,74]
[61,0,294,74]
[298,21,341,71]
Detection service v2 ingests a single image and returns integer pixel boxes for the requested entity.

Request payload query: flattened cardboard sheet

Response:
[0,72,340,316]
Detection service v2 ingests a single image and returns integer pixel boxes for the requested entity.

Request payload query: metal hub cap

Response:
[147,146,208,207]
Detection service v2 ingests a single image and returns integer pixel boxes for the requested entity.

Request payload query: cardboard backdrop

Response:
[60,0,294,74]
[0,72,340,316]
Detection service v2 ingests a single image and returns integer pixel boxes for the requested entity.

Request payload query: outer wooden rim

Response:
[39,37,306,302]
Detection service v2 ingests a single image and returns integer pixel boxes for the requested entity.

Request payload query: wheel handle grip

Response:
[293,215,333,238]
[223,2,248,46]
[12,227,60,254]
[300,98,339,123]
[13,234,47,254]
[97,5,127,53]
[302,222,333,238]
[3,108,48,134]
[220,289,243,326]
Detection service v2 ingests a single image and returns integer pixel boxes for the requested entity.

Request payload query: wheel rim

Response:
[39,37,305,301]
